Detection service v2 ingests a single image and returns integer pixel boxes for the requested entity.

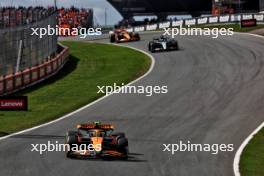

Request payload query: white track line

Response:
[0,43,155,141]
[233,32,264,176]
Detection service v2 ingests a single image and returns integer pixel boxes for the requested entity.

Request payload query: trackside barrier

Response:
[0,44,69,96]
[230,15,241,22]
[219,15,230,22]
[31,66,39,82]
[5,75,14,92]
[0,78,4,94]
[22,69,31,85]
[242,14,253,20]
[172,20,184,27]
[185,19,196,26]
[14,72,23,88]
[126,13,264,32]
[209,16,219,23]
[46,61,53,75]
[146,24,158,31]
[254,14,264,21]
[134,26,145,32]
[197,17,208,25]
[39,64,46,79]
[159,22,170,29]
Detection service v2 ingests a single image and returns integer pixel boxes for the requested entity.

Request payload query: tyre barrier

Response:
[0,44,69,96]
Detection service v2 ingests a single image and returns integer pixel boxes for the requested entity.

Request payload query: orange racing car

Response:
[65,122,129,159]
[109,29,140,43]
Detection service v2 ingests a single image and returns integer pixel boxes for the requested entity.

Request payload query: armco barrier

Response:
[5,75,14,92]
[14,72,23,89]
[39,64,46,79]
[46,61,53,75]
[128,13,264,33]
[22,69,31,86]
[0,44,69,96]
[0,78,4,94]
[31,66,39,82]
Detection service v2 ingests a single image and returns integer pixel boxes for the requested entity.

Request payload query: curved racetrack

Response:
[1,33,264,176]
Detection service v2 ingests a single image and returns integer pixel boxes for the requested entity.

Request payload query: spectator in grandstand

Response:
[57,6,93,36]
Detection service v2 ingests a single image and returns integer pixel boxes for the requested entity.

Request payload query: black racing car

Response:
[148,36,179,53]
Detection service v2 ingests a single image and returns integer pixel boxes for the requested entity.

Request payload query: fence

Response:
[0,44,69,95]
[0,7,56,28]
[125,13,264,32]
[0,12,58,76]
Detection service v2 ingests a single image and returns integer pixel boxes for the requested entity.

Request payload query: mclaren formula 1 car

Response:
[109,29,140,43]
[148,35,179,53]
[65,122,128,159]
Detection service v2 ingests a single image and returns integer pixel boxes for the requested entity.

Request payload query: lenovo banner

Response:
[241,19,257,28]
[0,96,28,111]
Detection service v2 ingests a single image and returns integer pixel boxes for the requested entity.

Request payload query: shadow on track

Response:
[10,134,64,139]
[0,131,9,137]
[69,153,147,163]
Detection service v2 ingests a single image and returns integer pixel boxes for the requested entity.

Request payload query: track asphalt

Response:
[1,33,264,176]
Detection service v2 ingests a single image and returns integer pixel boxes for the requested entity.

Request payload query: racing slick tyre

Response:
[148,43,151,51]
[110,34,115,43]
[121,146,129,160]
[117,137,129,160]
[65,131,78,158]
[169,41,179,51]
[173,42,179,50]
[134,33,140,41]
[148,42,155,53]
[117,137,128,147]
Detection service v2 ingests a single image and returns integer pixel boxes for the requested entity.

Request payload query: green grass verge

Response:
[240,127,264,176]
[0,42,150,135]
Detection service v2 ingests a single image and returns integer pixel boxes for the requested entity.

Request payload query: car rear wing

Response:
[77,124,114,130]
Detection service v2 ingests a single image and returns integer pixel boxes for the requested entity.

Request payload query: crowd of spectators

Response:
[58,7,93,33]
[0,6,93,32]
[0,6,55,28]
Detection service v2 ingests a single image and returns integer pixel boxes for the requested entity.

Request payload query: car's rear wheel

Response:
[151,46,155,53]
[133,33,140,41]
[110,34,115,43]
[65,131,78,158]
[148,43,155,53]
[170,41,178,50]
[121,146,129,160]
[117,137,129,159]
